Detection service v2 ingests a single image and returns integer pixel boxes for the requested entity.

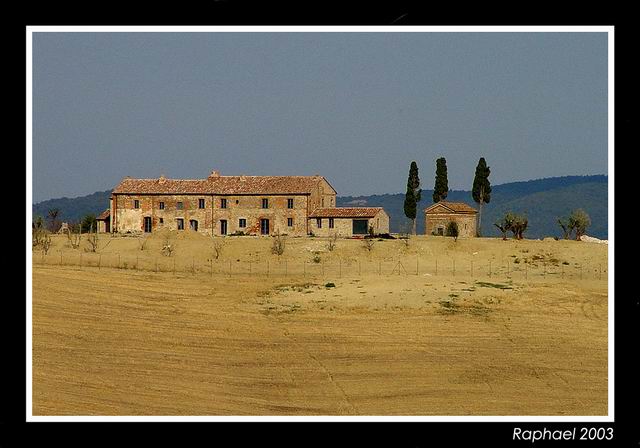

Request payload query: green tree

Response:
[503,212,528,240]
[494,218,509,241]
[557,217,571,239]
[471,157,491,236]
[433,157,448,203]
[446,221,459,242]
[403,161,421,235]
[569,209,591,240]
[81,214,97,233]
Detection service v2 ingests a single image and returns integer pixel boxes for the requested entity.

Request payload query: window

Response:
[159,201,165,210]
[134,200,140,209]
[176,202,183,210]
[316,218,322,228]
[190,219,198,231]
[287,218,293,227]
[159,218,164,224]
[220,198,227,209]
[239,218,246,228]
[287,198,294,209]
[262,198,269,209]
[329,218,334,229]
[199,198,205,209]
[177,218,184,230]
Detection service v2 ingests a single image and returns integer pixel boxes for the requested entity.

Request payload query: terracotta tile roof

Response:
[96,209,110,220]
[309,207,384,218]
[424,201,477,214]
[112,175,328,195]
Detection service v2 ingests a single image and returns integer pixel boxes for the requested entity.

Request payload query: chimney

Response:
[209,170,220,178]
[158,174,166,184]
[239,175,246,181]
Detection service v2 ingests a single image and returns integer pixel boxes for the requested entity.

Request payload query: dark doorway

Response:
[105,219,110,233]
[352,219,368,235]
[143,217,152,233]
[220,219,227,235]
[260,219,270,235]
[190,220,198,232]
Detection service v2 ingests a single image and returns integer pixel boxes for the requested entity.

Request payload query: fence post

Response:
[435,258,438,276]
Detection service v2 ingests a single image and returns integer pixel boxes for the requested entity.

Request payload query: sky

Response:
[31,31,608,203]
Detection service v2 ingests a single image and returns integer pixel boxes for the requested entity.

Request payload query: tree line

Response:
[403,158,591,240]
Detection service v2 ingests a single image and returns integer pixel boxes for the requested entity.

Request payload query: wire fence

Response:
[32,250,608,282]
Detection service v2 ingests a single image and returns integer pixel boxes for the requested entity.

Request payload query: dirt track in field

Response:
[32,235,608,416]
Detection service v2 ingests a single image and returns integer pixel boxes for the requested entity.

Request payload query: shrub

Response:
[446,221,459,241]
[363,238,375,252]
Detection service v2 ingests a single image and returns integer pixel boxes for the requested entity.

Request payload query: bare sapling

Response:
[271,231,286,256]
[67,224,82,249]
[327,233,338,252]
[138,236,148,251]
[41,232,52,255]
[212,237,225,259]
[161,237,174,257]
[86,222,98,252]
[363,238,375,252]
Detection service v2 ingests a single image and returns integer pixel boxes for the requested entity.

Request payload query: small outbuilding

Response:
[424,201,477,238]
[96,209,111,233]
[308,207,390,237]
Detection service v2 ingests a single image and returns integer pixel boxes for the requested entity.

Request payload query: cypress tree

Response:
[403,161,421,235]
[432,157,448,203]
[471,157,492,236]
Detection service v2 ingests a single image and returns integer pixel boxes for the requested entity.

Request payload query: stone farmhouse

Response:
[424,201,478,238]
[101,171,390,238]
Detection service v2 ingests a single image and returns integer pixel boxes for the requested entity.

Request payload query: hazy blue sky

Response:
[32,31,608,203]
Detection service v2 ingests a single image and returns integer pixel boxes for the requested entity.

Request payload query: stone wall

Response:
[113,194,310,236]
[425,213,477,238]
[308,210,390,237]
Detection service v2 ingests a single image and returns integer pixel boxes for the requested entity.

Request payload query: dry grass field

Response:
[31,231,609,415]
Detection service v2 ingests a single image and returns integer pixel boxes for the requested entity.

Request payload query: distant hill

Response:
[33,190,112,224]
[33,175,608,239]
[338,175,608,239]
